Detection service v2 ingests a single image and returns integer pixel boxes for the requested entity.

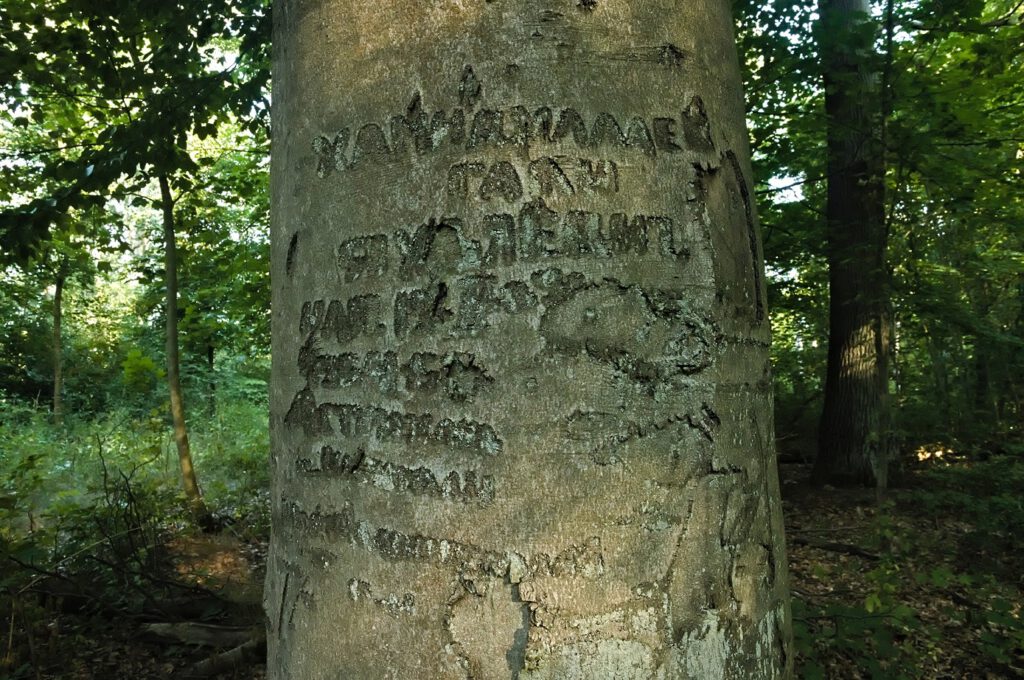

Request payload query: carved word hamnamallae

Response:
[310,94,715,177]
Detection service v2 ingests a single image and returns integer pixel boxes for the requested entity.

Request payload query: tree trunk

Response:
[52,267,65,425]
[922,323,952,436]
[159,174,211,525]
[207,343,216,415]
[267,1,792,677]
[814,0,891,488]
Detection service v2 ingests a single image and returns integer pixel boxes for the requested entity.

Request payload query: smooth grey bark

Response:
[267,1,792,677]
[813,0,891,488]
[159,174,210,524]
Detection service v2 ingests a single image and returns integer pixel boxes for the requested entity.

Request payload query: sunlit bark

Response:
[159,174,211,524]
[267,1,792,676]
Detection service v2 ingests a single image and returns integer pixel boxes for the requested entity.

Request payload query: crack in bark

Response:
[724,150,765,324]
[275,571,290,634]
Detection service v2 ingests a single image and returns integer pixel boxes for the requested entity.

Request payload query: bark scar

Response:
[274,570,292,635]
[724,150,765,323]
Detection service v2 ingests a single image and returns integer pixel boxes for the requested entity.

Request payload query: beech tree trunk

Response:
[814,0,891,488]
[267,1,792,677]
[159,174,210,524]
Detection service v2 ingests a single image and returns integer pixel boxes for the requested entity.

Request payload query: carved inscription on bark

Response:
[285,71,734,512]
[311,97,714,177]
[280,70,762,671]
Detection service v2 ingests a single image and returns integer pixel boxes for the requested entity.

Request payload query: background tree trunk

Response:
[267,1,792,677]
[814,0,891,488]
[159,174,210,524]
[207,343,216,415]
[52,266,65,425]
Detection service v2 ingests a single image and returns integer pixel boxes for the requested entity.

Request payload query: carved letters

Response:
[286,76,729,592]
[312,99,714,177]
[331,207,689,287]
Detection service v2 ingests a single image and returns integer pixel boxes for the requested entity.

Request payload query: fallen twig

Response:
[142,622,255,648]
[790,536,881,561]
[186,632,266,677]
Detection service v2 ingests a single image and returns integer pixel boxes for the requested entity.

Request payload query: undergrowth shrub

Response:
[1,392,270,614]
[794,453,1024,677]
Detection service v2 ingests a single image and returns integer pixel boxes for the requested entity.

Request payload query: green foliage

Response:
[884,0,1024,454]
[192,397,270,535]
[905,456,1024,670]
[0,0,271,261]
[131,122,271,366]
[735,0,1024,460]
[908,454,1024,572]
[121,347,161,396]
[0,25,270,416]
[0,268,51,402]
[793,524,923,678]
[794,456,1024,676]
[0,391,269,606]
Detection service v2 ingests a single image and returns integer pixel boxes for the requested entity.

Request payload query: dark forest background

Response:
[0,0,1021,676]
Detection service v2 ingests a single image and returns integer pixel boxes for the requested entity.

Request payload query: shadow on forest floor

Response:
[782,460,1024,679]
[3,459,1022,679]
[1,529,268,679]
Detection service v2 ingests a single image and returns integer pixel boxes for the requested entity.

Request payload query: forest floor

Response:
[4,461,1022,679]
[782,461,1024,678]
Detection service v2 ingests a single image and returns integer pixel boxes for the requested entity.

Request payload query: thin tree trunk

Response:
[159,174,211,525]
[922,322,952,435]
[207,343,216,414]
[52,268,65,425]
[267,1,792,677]
[973,342,991,421]
[814,0,891,488]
